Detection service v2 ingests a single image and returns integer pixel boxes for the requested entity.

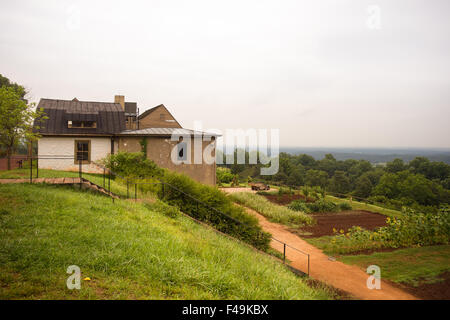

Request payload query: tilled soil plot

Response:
[297,210,387,238]
[262,193,316,205]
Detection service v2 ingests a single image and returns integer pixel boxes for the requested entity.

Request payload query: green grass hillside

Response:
[0,183,334,299]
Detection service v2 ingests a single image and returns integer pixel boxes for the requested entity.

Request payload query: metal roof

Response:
[34,98,126,135]
[119,127,220,137]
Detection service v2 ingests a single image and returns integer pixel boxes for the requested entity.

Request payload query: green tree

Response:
[329,170,351,194]
[287,167,304,187]
[353,174,373,198]
[317,153,337,175]
[373,172,402,199]
[386,158,406,173]
[0,74,26,99]
[0,86,46,169]
[296,154,316,167]
[305,169,328,188]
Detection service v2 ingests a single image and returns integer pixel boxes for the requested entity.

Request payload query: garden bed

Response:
[293,210,387,238]
[262,193,315,205]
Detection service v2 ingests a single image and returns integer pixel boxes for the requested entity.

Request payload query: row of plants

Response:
[102,152,271,251]
[323,207,450,254]
[288,198,352,214]
[229,192,314,226]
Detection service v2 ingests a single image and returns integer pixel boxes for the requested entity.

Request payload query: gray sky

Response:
[1,0,449,148]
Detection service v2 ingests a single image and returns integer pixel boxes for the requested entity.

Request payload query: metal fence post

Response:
[29,157,32,183]
[135,184,137,201]
[108,169,111,194]
[103,168,105,188]
[78,160,81,187]
[283,243,286,264]
[36,157,39,178]
[127,180,129,199]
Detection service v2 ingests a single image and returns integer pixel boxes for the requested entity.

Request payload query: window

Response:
[74,140,91,164]
[159,113,166,120]
[177,142,187,161]
[68,121,97,128]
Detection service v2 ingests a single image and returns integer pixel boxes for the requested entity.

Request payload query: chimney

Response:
[114,95,125,110]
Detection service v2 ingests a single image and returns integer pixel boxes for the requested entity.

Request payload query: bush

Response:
[338,202,352,211]
[288,200,311,213]
[159,172,271,250]
[305,199,338,213]
[101,152,163,179]
[216,167,235,184]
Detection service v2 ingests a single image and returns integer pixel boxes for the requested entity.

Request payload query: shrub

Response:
[101,152,163,179]
[305,199,338,213]
[288,200,311,213]
[338,202,353,211]
[159,172,271,250]
[231,192,313,226]
[216,167,234,184]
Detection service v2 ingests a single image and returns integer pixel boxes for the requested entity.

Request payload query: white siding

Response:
[38,137,113,173]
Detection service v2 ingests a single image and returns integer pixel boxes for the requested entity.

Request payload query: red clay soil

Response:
[296,210,387,238]
[262,193,315,205]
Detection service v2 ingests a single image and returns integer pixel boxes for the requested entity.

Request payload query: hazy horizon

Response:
[1,1,449,148]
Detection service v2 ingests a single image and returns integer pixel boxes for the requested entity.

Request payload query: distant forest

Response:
[218,150,450,214]
[279,147,450,164]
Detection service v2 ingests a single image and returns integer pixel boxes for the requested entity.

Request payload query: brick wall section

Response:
[118,136,216,186]
[138,105,182,129]
[0,155,28,171]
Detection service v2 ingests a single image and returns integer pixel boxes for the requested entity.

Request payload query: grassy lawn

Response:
[339,245,450,286]
[325,195,402,218]
[0,183,335,299]
[305,236,335,254]
[0,168,155,199]
[230,192,313,226]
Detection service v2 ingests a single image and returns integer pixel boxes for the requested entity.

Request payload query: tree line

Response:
[218,150,450,213]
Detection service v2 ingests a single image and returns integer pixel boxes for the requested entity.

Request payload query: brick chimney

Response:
[114,95,125,110]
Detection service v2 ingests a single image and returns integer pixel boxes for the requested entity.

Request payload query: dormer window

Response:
[68,121,97,128]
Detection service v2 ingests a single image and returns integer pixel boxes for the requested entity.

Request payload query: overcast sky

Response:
[1,0,449,148]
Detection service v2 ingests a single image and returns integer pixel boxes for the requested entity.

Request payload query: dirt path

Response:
[244,206,417,300]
